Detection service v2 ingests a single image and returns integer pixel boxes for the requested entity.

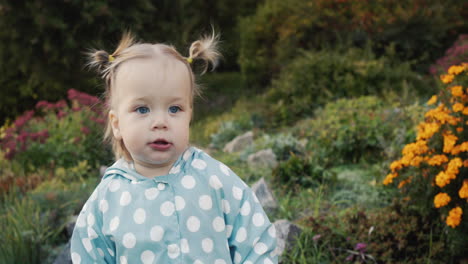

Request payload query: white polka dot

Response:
[82,238,92,252]
[71,252,81,264]
[234,252,242,263]
[123,233,136,248]
[134,208,146,224]
[220,163,230,176]
[108,248,114,257]
[244,261,253,264]
[87,227,98,239]
[253,213,265,226]
[141,250,155,264]
[194,260,204,264]
[97,248,104,257]
[90,190,98,201]
[187,216,200,232]
[264,258,274,264]
[99,200,109,213]
[109,216,119,231]
[120,191,132,206]
[215,259,227,264]
[183,150,192,160]
[76,213,86,228]
[240,201,251,216]
[181,175,196,189]
[181,238,190,253]
[233,186,243,200]
[202,238,213,253]
[150,225,165,241]
[212,217,225,232]
[175,196,186,211]
[199,195,213,210]
[268,225,276,237]
[120,256,128,264]
[209,175,223,189]
[108,180,120,192]
[192,159,207,170]
[157,183,166,190]
[235,227,247,243]
[222,200,231,214]
[167,244,180,259]
[170,164,181,174]
[87,213,95,226]
[160,201,175,216]
[145,188,159,200]
[226,225,233,238]
[254,242,268,255]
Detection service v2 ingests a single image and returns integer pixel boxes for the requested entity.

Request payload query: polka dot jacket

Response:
[70,147,278,264]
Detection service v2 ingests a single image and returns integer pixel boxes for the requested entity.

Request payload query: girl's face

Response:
[109,57,192,177]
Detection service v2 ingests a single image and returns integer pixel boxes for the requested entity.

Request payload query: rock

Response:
[223,131,254,153]
[247,149,278,168]
[53,241,72,264]
[273,219,302,258]
[251,177,278,211]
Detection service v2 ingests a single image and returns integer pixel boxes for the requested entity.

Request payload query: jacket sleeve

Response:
[70,187,115,263]
[225,179,278,264]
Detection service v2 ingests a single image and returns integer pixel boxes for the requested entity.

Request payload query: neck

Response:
[133,161,173,178]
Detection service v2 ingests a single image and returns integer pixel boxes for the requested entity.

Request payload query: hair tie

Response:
[109,55,115,62]
[186,57,193,64]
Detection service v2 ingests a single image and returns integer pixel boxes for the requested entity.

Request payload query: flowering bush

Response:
[0,89,112,171]
[384,63,467,257]
[429,35,468,76]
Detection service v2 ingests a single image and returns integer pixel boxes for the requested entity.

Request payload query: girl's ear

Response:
[109,110,122,140]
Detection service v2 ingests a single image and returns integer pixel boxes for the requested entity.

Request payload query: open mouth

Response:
[149,139,172,150]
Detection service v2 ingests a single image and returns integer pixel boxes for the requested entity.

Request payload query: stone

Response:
[223,131,254,153]
[251,177,278,211]
[273,219,302,258]
[53,241,72,264]
[247,148,278,168]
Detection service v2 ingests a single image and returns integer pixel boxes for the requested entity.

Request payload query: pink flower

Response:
[80,126,90,135]
[57,110,67,119]
[36,100,49,109]
[68,89,100,106]
[14,110,34,128]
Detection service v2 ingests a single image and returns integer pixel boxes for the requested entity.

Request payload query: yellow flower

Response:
[453,103,464,112]
[434,193,451,208]
[416,122,440,140]
[427,155,448,166]
[446,207,463,228]
[459,180,468,199]
[427,95,437,105]
[448,65,465,75]
[441,74,454,84]
[451,86,464,97]
[443,133,458,153]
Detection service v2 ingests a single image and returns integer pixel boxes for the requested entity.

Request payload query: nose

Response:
[151,112,168,130]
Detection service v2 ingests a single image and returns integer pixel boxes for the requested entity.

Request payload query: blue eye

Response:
[169,106,181,114]
[136,106,150,114]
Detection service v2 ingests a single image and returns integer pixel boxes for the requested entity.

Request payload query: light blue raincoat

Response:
[70,146,277,263]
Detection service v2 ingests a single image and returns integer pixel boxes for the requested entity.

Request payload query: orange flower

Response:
[390,160,403,172]
[417,122,440,140]
[451,86,464,97]
[463,107,468,115]
[453,103,464,112]
[427,155,448,166]
[435,171,449,188]
[443,133,458,153]
[457,127,464,133]
[383,173,398,185]
[441,74,454,84]
[459,180,468,199]
[434,193,451,208]
[427,95,437,105]
[446,207,463,228]
[448,65,465,75]
[398,177,412,189]
[460,142,468,152]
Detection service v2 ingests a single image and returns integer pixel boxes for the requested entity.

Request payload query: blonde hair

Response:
[87,31,221,161]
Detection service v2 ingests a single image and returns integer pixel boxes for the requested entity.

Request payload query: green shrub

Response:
[295,96,426,166]
[0,89,112,172]
[238,0,465,87]
[249,133,304,161]
[264,48,430,127]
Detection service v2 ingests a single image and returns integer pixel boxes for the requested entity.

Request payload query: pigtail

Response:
[188,30,221,74]
[86,31,137,79]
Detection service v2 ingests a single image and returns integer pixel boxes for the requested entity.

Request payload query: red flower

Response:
[14,110,34,128]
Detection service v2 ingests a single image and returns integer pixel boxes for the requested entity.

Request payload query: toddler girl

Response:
[70,31,277,264]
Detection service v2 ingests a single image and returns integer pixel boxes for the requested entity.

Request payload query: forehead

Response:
[113,56,192,100]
